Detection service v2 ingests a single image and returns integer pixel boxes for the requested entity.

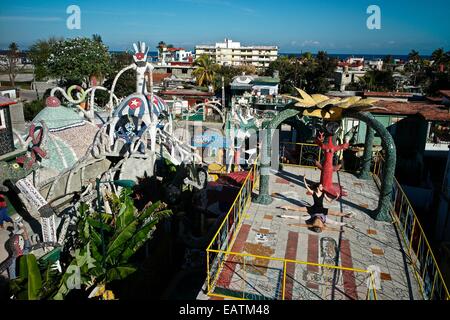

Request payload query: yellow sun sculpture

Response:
[283,88,380,121]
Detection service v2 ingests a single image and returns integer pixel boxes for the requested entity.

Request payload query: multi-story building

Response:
[159,47,193,64]
[334,68,366,91]
[195,39,278,69]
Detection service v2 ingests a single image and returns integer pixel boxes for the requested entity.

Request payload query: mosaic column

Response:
[358,125,375,180]
[345,111,396,221]
[254,108,300,205]
[253,127,273,205]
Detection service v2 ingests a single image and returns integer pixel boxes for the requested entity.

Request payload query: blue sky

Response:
[0,0,449,54]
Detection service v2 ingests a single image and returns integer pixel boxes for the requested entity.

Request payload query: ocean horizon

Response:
[109,50,430,61]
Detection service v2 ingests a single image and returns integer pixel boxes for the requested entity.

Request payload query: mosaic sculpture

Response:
[0,162,38,192]
[225,99,263,172]
[16,123,48,170]
[254,89,396,221]
[314,128,349,197]
[1,40,212,269]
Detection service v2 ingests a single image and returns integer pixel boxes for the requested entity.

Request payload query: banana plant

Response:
[9,254,43,300]
[52,190,171,300]
[11,188,172,300]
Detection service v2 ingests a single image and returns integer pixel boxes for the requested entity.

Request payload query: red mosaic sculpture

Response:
[16,123,47,170]
[314,132,349,197]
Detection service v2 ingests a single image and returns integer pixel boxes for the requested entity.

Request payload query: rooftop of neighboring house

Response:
[150,73,172,85]
[426,96,444,103]
[338,61,363,68]
[159,89,215,97]
[0,50,28,58]
[154,63,195,68]
[363,91,414,98]
[196,39,278,50]
[335,68,366,74]
[168,61,194,66]
[0,95,17,107]
[425,90,450,104]
[251,76,280,85]
[0,74,34,83]
[231,75,280,88]
[0,86,18,91]
[167,47,185,52]
[439,90,450,99]
[372,100,450,121]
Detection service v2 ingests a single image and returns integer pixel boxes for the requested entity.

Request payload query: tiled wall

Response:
[0,106,15,156]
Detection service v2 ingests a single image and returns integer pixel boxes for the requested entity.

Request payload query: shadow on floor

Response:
[273,169,375,217]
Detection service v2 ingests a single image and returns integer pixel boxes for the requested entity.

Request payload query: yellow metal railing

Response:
[206,249,378,300]
[205,140,449,300]
[372,153,450,300]
[206,160,259,295]
[205,158,377,300]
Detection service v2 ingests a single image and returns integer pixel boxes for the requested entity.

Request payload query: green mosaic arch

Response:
[254,106,396,222]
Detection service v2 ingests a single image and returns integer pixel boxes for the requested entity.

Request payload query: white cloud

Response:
[0,16,63,22]
[301,40,320,47]
[84,10,176,17]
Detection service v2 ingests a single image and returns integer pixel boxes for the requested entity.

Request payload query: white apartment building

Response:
[195,39,278,69]
[367,59,384,71]
[159,47,193,64]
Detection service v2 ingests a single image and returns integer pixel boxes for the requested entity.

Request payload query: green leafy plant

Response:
[10,254,43,300]
[23,99,46,121]
[11,189,172,300]
[46,37,112,85]
[193,54,220,88]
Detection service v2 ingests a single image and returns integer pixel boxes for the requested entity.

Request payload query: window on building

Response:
[167,68,172,74]
[209,147,217,158]
[390,116,402,125]
[346,119,359,130]
[182,69,188,74]
[0,109,6,130]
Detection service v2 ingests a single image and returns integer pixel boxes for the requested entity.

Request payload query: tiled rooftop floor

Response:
[199,166,423,300]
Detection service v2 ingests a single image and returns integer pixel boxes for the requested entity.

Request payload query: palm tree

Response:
[157,41,166,56]
[431,48,446,71]
[92,34,103,43]
[408,50,420,63]
[9,42,19,53]
[432,48,445,62]
[301,52,313,62]
[193,54,219,88]
[407,50,422,86]
[383,54,393,66]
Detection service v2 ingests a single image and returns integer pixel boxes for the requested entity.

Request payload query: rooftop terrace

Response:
[199,161,449,300]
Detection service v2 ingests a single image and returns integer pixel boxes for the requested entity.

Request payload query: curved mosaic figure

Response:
[225,100,265,172]
[343,110,396,221]
[26,96,99,184]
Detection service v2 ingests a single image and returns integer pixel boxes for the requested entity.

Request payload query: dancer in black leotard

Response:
[309,190,329,215]
[278,176,354,233]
